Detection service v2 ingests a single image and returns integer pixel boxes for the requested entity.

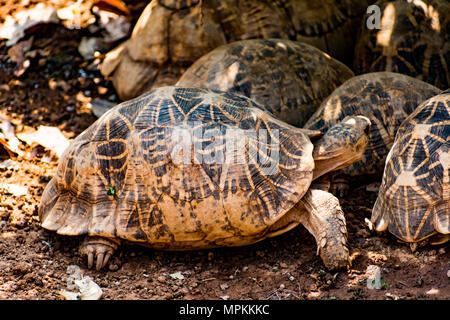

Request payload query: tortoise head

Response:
[311,115,371,180]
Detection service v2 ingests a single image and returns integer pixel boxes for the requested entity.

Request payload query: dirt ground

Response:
[0,1,448,300]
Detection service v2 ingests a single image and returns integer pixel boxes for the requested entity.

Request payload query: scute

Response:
[354,0,450,89]
[304,72,441,177]
[176,39,354,127]
[39,87,315,248]
[372,90,450,242]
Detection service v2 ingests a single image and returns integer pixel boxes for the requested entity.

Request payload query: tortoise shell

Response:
[39,87,316,249]
[101,0,369,101]
[304,72,441,178]
[372,89,450,243]
[354,0,450,89]
[176,39,354,127]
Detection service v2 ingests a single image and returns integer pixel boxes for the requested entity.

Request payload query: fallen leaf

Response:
[0,183,28,197]
[17,126,70,158]
[93,0,130,15]
[0,3,58,46]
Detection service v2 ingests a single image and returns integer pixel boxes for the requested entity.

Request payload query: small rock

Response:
[366,265,382,290]
[179,287,189,295]
[108,263,119,272]
[66,265,81,276]
[279,283,285,290]
[447,270,450,278]
[279,262,288,269]
[289,276,295,281]
[169,272,185,280]
[220,295,229,300]
[157,275,166,284]
[220,284,229,291]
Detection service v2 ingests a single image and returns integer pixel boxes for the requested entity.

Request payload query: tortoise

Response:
[277,0,375,66]
[176,39,354,127]
[304,72,441,196]
[354,0,450,90]
[371,89,450,250]
[101,0,370,101]
[39,86,371,270]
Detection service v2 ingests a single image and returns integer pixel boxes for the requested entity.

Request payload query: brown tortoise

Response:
[101,0,371,101]
[304,72,441,195]
[176,39,354,127]
[372,89,450,250]
[354,0,450,89]
[39,87,371,270]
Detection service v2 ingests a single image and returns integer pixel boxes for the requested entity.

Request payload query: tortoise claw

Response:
[80,236,120,270]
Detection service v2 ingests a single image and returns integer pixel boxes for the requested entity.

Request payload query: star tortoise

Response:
[304,72,441,195]
[354,0,449,89]
[176,39,354,127]
[372,89,450,250]
[39,87,371,270]
[101,0,371,101]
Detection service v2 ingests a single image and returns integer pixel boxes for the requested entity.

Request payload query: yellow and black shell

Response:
[304,72,441,177]
[372,89,450,243]
[101,0,370,101]
[39,87,316,250]
[176,39,354,127]
[354,0,450,89]
[278,0,375,65]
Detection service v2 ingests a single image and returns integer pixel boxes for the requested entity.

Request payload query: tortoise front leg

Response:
[295,188,350,270]
[329,174,350,197]
[79,236,121,270]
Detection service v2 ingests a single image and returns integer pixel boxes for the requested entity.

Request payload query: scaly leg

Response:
[296,188,350,270]
[79,236,121,270]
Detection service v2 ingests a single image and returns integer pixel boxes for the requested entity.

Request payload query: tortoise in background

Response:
[101,0,370,101]
[176,39,354,127]
[372,89,450,250]
[278,0,375,66]
[354,0,450,89]
[304,72,441,195]
[39,86,371,270]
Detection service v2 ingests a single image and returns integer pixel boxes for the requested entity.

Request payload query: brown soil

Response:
[0,1,448,301]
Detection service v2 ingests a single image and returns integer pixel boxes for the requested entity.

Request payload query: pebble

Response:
[169,272,185,280]
[447,270,450,278]
[157,275,167,284]
[220,284,229,291]
[289,276,295,281]
[366,265,382,290]
[108,264,119,272]
[279,284,285,290]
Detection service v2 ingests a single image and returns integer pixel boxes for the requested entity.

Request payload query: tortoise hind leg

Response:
[295,188,350,270]
[79,236,121,270]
